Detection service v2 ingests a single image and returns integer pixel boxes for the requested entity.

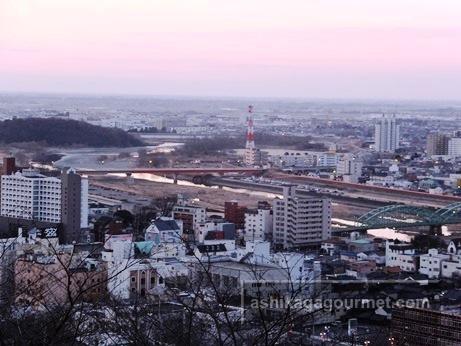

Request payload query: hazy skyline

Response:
[1,0,461,100]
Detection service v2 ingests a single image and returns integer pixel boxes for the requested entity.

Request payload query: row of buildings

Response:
[176,186,332,250]
[427,131,461,158]
[0,157,88,244]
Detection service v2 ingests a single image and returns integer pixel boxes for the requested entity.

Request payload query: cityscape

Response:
[1,1,461,345]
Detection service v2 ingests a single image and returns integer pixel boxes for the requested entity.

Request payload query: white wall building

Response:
[172,197,207,234]
[270,152,314,168]
[441,255,461,279]
[374,115,400,153]
[448,137,461,158]
[366,175,395,187]
[385,241,418,272]
[316,153,338,167]
[1,169,61,223]
[1,168,89,230]
[272,186,331,249]
[145,217,183,243]
[80,177,89,228]
[244,148,267,167]
[244,207,273,242]
[418,240,461,279]
[336,154,363,182]
[419,249,450,279]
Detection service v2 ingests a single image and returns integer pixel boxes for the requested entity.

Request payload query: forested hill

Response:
[0,118,144,147]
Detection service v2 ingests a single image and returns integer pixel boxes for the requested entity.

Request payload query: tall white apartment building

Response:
[244,203,273,242]
[1,168,89,240]
[1,169,61,223]
[272,186,331,249]
[374,115,400,153]
[448,137,461,158]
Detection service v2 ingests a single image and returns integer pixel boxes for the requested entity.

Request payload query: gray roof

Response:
[153,219,180,231]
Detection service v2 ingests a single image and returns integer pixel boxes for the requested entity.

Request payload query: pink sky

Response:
[1,0,461,99]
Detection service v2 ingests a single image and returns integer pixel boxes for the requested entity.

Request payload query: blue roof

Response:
[135,241,155,255]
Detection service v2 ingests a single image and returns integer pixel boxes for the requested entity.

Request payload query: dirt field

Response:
[90,175,273,211]
[90,175,364,220]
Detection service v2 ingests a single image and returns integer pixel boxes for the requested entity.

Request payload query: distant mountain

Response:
[0,118,144,147]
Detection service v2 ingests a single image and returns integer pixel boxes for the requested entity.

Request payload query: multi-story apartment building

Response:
[269,152,315,168]
[0,167,89,244]
[391,307,461,346]
[419,248,450,279]
[374,114,400,153]
[385,240,418,272]
[427,132,449,156]
[224,201,247,230]
[244,148,268,167]
[336,154,363,183]
[316,152,338,167]
[61,168,89,243]
[418,240,461,279]
[272,186,331,249]
[1,169,62,223]
[244,201,273,242]
[448,137,461,158]
[172,196,206,235]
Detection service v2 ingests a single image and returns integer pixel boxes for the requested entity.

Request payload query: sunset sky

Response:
[1,0,461,99]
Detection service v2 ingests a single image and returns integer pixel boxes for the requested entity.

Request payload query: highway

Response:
[208,177,388,210]
[268,171,461,208]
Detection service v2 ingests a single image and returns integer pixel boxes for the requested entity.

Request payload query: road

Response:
[268,171,461,208]
[208,177,388,210]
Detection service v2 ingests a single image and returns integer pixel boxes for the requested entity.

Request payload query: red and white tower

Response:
[245,105,255,149]
[244,105,264,166]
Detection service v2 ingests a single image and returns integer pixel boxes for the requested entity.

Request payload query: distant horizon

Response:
[2,89,461,105]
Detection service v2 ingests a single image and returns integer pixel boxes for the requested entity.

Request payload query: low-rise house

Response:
[144,217,183,243]
[346,260,377,279]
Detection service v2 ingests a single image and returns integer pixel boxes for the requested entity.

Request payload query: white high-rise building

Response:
[244,203,273,242]
[448,137,461,158]
[1,169,61,223]
[272,186,331,249]
[374,115,400,153]
[1,169,89,234]
[80,177,89,228]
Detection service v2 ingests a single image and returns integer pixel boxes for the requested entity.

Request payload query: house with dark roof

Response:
[144,217,183,244]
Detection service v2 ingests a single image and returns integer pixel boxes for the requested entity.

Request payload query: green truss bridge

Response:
[337,202,461,234]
